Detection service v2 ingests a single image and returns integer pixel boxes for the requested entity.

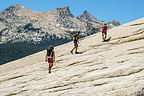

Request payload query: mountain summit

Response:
[77,10,101,24]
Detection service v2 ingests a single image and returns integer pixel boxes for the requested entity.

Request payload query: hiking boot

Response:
[102,38,106,42]
[71,51,73,54]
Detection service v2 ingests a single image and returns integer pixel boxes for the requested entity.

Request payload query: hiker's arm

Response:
[107,26,110,30]
[76,37,79,43]
[98,27,102,32]
[45,51,48,62]
[53,51,55,62]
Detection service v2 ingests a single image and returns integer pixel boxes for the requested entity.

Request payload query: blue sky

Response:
[0,0,144,24]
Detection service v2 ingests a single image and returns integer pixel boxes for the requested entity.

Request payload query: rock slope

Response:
[0,18,144,96]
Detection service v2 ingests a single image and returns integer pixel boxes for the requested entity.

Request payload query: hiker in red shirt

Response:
[100,23,109,41]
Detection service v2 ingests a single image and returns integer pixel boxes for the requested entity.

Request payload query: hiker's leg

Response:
[50,63,53,69]
[75,41,79,53]
[71,46,76,52]
[105,32,107,40]
[72,41,77,52]
[102,33,104,40]
[75,46,78,53]
[49,63,51,73]
[50,63,53,71]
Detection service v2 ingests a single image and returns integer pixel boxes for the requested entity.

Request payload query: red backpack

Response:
[103,25,107,31]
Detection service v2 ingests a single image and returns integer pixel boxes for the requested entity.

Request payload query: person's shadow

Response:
[75,52,83,54]
[103,37,111,42]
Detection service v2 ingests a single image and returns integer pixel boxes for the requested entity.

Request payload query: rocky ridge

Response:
[0,4,102,44]
[0,4,119,44]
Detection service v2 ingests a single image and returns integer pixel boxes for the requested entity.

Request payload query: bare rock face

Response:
[0,18,144,96]
[0,4,102,44]
[77,10,101,24]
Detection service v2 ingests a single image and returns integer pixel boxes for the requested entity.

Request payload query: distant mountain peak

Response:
[56,6,70,12]
[1,4,26,15]
[77,10,101,24]
[56,6,74,17]
[82,10,95,18]
[64,6,69,11]
[14,4,25,8]
[83,10,88,14]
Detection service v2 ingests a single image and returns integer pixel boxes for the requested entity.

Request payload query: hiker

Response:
[71,32,80,54]
[99,23,109,41]
[45,46,55,73]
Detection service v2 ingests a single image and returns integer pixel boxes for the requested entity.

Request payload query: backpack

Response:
[47,49,53,57]
[103,25,107,31]
[72,34,77,41]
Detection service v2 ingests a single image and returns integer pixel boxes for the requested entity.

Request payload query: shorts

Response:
[48,58,53,63]
[102,31,107,35]
[74,40,78,47]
